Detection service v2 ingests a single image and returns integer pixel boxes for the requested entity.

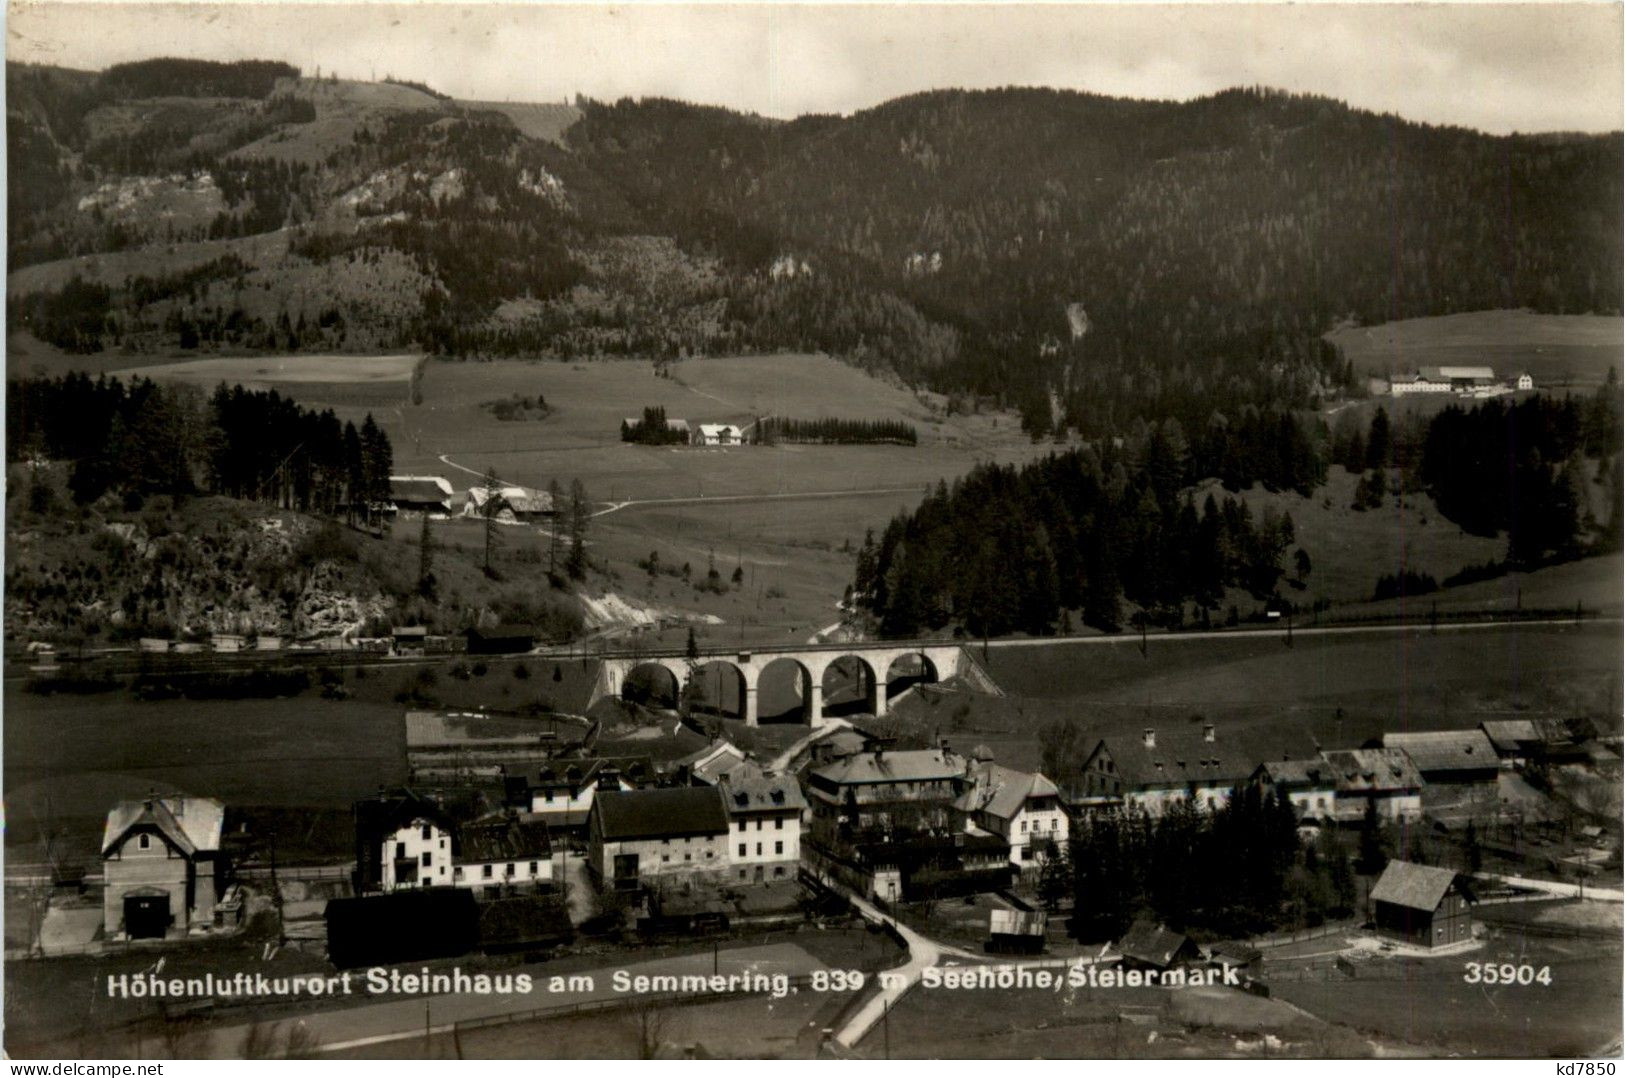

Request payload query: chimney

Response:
[1203,724,1216,744]
[1143,728,1156,749]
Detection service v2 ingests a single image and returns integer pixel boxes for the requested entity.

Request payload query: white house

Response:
[1321,748,1424,823]
[102,797,226,940]
[694,423,743,447]
[721,775,807,884]
[527,760,637,836]
[1517,372,1535,390]
[954,759,1069,868]
[355,790,457,892]
[450,816,554,895]
[1251,758,1338,821]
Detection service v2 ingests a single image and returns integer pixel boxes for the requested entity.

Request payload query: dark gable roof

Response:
[1382,730,1498,773]
[1321,748,1423,793]
[594,786,729,841]
[1100,729,1319,789]
[389,477,452,504]
[1370,860,1463,912]
[355,789,457,839]
[1118,919,1196,968]
[460,817,552,863]
[723,775,808,815]
[810,748,963,786]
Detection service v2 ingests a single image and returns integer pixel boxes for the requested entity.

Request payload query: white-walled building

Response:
[722,775,806,883]
[694,423,744,446]
[955,760,1069,868]
[588,786,732,890]
[1321,748,1424,823]
[451,816,553,895]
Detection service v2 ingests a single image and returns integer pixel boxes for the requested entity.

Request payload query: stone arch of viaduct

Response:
[597,644,967,727]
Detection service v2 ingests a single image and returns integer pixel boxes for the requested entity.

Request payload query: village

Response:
[12,643,1621,1057]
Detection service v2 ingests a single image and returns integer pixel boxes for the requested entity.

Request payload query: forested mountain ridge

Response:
[8,59,1621,438]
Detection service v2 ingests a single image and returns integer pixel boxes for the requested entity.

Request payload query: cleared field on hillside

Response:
[1328,309,1622,388]
[920,619,1622,773]
[1218,469,1504,605]
[122,352,422,388]
[460,100,581,144]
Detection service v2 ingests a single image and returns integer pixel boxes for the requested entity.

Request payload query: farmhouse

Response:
[1117,919,1201,972]
[1321,748,1423,823]
[694,423,744,446]
[1075,726,1314,817]
[1388,365,1501,396]
[1369,859,1475,949]
[1252,758,1338,820]
[1383,730,1500,786]
[954,759,1069,867]
[589,786,731,890]
[462,485,554,523]
[451,815,554,896]
[388,475,455,516]
[722,775,807,884]
[102,796,227,941]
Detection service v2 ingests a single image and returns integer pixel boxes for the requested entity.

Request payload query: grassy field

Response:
[1328,310,1623,389]
[910,619,1622,773]
[1274,930,1621,1057]
[1215,468,1505,607]
[3,688,407,863]
[118,353,422,389]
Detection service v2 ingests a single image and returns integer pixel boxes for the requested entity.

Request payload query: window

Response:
[396,842,406,859]
[685,854,692,862]
[505,863,515,877]
[482,864,493,879]
[774,841,783,855]
[454,867,463,880]
[775,818,784,830]
[138,834,151,850]
[756,819,763,831]
[738,821,747,832]
[739,869,747,880]
[755,843,762,856]
[774,866,785,877]
[421,852,432,867]
[1020,820,1028,833]
[739,843,747,857]
[545,791,555,803]
[421,825,431,840]
[529,861,538,875]
[662,854,670,863]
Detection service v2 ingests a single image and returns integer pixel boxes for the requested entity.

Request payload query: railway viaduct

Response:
[593,642,984,727]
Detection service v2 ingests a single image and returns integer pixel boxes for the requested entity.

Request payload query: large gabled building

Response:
[588,786,732,891]
[102,797,227,940]
[1076,726,1316,817]
[805,744,966,844]
[954,760,1069,868]
[1383,729,1499,786]
[1320,748,1424,823]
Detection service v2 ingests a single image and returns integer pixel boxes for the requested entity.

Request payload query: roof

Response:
[1383,730,1498,773]
[1256,758,1333,788]
[594,786,729,841]
[1370,860,1462,912]
[394,625,428,638]
[459,817,552,863]
[465,486,553,514]
[1117,919,1195,968]
[810,748,965,787]
[1209,941,1263,965]
[389,475,453,503]
[355,789,457,840]
[722,775,808,816]
[696,423,742,435]
[1320,748,1423,793]
[673,739,761,785]
[103,797,224,857]
[1095,728,1318,789]
[955,763,1060,820]
[1479,720,1541,753]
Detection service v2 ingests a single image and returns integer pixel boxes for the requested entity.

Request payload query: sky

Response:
[6,1,1622,134]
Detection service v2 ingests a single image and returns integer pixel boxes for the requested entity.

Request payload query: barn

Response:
[1369,860,1476,950]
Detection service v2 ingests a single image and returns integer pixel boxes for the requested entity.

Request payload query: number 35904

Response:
[1464,962,1552,986]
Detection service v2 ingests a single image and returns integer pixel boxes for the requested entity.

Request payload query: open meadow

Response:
[1328,310,1623,389]
[910,618,1622,773]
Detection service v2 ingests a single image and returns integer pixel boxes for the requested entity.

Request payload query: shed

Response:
[1117,918,1200,971]
[1369,860,1475,949]
[1208,941,1264,980]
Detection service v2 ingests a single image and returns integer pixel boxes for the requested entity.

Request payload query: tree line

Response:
[620,406,688,445]
[853,428,1310,638]
[6,373,393,518]
[753,416,917,446]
